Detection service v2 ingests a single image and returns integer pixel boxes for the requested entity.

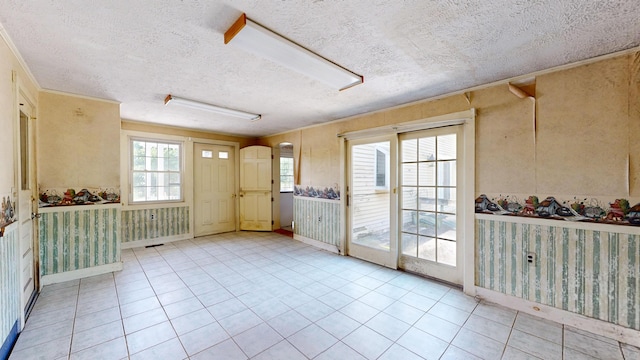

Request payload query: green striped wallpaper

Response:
[476,218,640,330]
[121,206,189,243]
[293,197,340,247]
[0,225,19,353]
[39,208,120,276]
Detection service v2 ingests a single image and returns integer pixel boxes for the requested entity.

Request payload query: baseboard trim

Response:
[473,287,640,348]
[293,234,339,254]
[0,321,18,360]
[40,262,123,286]
[121,233,192,249]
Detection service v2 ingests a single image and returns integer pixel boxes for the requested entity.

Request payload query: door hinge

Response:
[271,179,274,184]
[271,155,274,159]
[271,197,274,202]
[346,195,349,207]
[271,220,274,225]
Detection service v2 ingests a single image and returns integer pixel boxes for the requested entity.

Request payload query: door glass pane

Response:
[437,161,456,186]
[400,129,458,268]
[437,214,456,240]
[202,150,213,158]
[419,187,436,211]
[438,239,456,266]
[20,112,29,190]
[418,236,436,261]
[351,141,390,250]
[437,134,456,160]
[401,210,416,233]
[402,187,418,210]
[401,233,417,257]
[419,137,435,161]
[437,187,456,213]
[402,139,417,162]
[402,163,417,186]
[418,163,435,186]
[418,212,436,236]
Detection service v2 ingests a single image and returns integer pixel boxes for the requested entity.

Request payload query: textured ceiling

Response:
[1,1,638,137]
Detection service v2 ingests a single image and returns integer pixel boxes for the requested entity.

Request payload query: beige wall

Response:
[121,120,256,149]
[260,53,640,203]
[0,35,38,198]
[38,92,120,191]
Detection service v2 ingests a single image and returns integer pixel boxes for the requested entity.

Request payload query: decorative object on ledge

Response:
[0,196,16,236]
[39,188,120,207]
[293,185,340,200]
[475,193,640,226]
[475,194,499,213]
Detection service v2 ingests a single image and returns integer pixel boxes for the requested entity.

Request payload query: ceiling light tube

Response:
[164,95,261,121]
[224,13,363,91]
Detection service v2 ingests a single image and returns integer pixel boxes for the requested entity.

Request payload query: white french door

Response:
[398,126,463,284]
[345,125,466,284]
[346,135,397,268]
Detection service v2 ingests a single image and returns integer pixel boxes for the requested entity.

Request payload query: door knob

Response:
[31,212,41,219]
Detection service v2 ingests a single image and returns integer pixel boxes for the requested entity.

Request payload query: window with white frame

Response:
[131,138,182,203]
[280,157,294,192]
[375,147,389,190]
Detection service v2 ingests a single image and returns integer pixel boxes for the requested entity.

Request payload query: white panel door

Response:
[194,143,236,236]
[239,146,272,231]
[17,93,37,318]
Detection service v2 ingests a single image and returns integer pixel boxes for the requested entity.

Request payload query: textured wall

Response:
[0,225,21,357]
[121,206,189,244]
[39,207,120,276]
[38,91,120,190]
[536,56,630,196]
[476,217,640,330]
[0,34,39,195]
[121,121,256,149]
[293,197,340,247]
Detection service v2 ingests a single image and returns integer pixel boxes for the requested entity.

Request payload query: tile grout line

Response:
[112,268,132,360]
[66,279,82,359]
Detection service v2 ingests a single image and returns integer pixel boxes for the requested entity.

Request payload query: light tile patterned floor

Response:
[9,232,640,359]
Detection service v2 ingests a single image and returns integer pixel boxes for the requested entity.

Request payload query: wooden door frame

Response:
[191,138,240,233]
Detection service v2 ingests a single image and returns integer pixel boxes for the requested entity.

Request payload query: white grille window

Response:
[131,138,182,203]
[280,157,294,192]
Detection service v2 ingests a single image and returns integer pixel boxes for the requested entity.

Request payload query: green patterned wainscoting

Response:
[293,197,340,248]
[39,205,121,277]
[121,206,189,245]
[0,224,20,358]
[476,215,640,330]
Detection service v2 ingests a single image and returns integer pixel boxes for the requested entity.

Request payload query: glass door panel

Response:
[347,135,397,268]
[399,126,462,284]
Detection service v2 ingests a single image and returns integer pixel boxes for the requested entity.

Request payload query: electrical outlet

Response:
[527,252,535,264]
[318,216,322,222]
[150,214,155,220]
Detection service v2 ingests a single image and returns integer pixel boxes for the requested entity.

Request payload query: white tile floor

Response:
[9,231,640,360]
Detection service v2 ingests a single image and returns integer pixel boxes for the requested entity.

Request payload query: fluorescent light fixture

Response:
[224,13,363,91]
[164,95,261,121]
